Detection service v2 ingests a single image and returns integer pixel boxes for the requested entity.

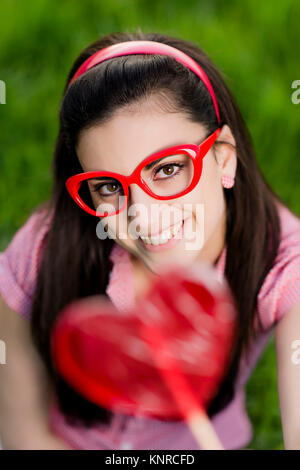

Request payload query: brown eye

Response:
[91,181,122,196]
[106,183,118,192]
[162,165,175,176]
[154,163,184,180]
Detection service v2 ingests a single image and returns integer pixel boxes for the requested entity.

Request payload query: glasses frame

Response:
[65,127,221,217]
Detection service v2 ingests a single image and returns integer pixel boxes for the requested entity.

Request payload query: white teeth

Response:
[140,221,183,246]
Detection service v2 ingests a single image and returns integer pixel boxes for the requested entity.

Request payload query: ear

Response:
[214,125,237,180]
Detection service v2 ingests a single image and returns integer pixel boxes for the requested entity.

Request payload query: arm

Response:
[0,293,73,449]
[274,300,300,449]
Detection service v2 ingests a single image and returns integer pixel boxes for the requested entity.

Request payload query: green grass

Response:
[1,0,299,449]
[245,336,284,450]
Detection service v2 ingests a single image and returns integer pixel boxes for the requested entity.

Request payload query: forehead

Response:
[76,103,207,174]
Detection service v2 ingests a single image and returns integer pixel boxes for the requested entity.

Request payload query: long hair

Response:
[30,30,286,427]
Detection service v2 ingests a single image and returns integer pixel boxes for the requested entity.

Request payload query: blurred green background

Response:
[1,0,299,450]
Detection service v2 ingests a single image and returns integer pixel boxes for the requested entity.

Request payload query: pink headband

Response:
[68,40,221,124]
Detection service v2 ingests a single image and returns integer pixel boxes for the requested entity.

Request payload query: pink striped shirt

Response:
[1,201,300,449]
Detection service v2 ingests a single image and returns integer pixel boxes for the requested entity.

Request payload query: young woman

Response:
[1,30,300,450]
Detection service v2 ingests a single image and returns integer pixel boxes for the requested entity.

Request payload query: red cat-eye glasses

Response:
[65,127,221,217]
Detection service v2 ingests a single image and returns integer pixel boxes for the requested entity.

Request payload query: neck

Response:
[196,209,227,267]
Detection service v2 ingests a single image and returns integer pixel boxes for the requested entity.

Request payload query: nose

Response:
[128,183,158,206]
[127,184,163,236]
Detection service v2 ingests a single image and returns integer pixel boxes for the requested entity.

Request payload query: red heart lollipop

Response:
[51,261,237,449]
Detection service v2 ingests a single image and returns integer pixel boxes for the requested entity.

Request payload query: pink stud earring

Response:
[221,175,235,188]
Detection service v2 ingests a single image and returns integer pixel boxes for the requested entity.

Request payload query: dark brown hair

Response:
[30,30,287,428]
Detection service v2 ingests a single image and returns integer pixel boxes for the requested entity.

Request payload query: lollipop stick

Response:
[140,323,224,450]
[186,410,224,450]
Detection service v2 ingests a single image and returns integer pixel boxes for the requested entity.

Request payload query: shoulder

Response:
[0,205,53,319]
[257,201,300,330]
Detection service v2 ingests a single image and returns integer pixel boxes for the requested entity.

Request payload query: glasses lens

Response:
[78,176,125,215]
[141,153,194,197]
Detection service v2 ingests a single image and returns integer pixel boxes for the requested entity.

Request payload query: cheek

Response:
[194,158,225,234]
[100,213,128,238]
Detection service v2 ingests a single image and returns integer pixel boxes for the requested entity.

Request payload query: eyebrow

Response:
[86,143,190,174]
[143,157,165,170]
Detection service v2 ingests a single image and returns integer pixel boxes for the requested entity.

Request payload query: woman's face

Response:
[76,97,237,274]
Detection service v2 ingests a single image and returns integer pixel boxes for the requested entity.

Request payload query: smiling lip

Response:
[139,222,181,239]
[137,220,185,252]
